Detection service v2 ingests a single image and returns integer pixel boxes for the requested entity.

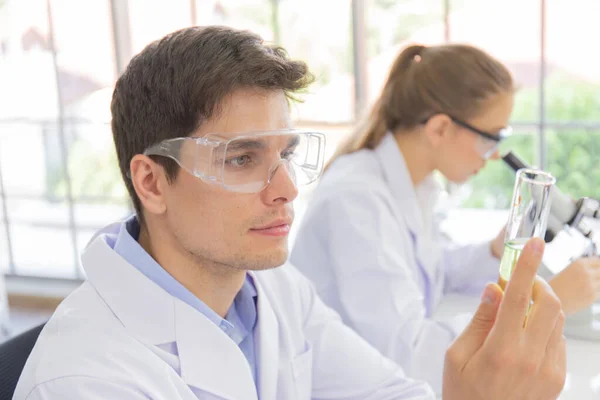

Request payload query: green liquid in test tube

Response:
[498,168,556,291]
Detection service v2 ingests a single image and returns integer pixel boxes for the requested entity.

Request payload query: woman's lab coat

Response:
[14,221,434,400]
[290,133,499,395]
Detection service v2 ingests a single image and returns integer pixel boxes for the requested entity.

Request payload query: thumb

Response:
[453,283,503,358]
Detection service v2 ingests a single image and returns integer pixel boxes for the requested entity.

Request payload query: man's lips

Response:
[250,219,292,237]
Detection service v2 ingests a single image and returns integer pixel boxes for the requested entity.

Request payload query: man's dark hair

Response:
[111,25,314,222]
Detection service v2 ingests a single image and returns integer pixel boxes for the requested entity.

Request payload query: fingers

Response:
[536,311,567,400]
[577,256,600,271]
[590,256,600,265]
[451,283,503,361]
[495,237,545,334]
[584,257,600,292]
[525,277,562,356]
[548,311,566,370]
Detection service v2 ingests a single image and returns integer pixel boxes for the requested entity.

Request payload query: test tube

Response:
[498,168,556,290]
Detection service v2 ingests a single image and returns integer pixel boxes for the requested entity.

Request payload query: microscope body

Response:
[540,220,600,341]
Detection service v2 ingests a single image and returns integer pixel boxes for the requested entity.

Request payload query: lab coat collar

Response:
[82,232,259,399]
[175,296,257,399]
[374,133,444,285]
[251,270,280,400]
[374,133,424,237]
[82,234,175,345]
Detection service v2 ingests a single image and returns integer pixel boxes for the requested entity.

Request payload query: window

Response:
[367,0,445,106]
[194,0,275,39]
[278,0,354,122]
[2,0,599,279]
[450,0,600,208]
[128,0,191,53]
[0,0,120,278]
[545,0,600,201]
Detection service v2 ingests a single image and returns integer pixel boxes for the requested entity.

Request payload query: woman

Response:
[290,43,600,394]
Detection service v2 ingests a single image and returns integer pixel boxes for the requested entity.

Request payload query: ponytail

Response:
[326,43,513,172]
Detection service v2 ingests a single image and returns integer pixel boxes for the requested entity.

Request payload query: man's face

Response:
[162,88,298,271]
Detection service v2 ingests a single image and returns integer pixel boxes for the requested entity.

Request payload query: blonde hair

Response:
[329,43,514,168]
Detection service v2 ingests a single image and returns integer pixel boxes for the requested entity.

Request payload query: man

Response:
[14,26,565,399]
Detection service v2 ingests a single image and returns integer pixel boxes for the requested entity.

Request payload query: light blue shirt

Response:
[113,216,259,388]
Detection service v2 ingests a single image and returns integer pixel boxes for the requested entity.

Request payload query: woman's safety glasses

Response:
[422,115,512,160]
[451,117,512,160]
[141,129,326,193]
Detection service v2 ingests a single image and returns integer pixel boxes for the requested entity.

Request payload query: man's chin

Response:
[244,249,289,271]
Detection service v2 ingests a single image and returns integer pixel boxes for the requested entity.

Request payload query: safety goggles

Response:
[451,117,512,160]
[141,129,326,193]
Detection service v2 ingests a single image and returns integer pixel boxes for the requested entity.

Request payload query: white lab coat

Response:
[291,133,499,395]
[14,221,434,400]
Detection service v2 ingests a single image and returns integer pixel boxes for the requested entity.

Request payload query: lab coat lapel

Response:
[374,133,424,237]
[83,234,258,400]
[175,301,258,400]
[414,176,445,269]
[251,272,280,400]
[82,235,175,345]
[374,133,441,282]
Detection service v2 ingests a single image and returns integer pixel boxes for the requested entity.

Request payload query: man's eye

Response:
[226,155,252,167]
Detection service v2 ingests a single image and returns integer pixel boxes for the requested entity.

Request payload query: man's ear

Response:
[423,114,453,147]
[129,155,167,216]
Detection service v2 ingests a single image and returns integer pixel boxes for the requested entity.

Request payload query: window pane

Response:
[453,131,537,209]
[59,122,128,202]
[0,122,60,197]
[367,0,445,105]
[449,0,541,122]
[129,0,191,54]
[0,121,122,202]
[75,202,130,246]
[74,203,130,240]
[278,0,353,122]
[6,198,76,278]
[194,0,274,40]
[547,129,600,200]
[49,0,116,121]
[0,0,59,120]
[130,0,276,53]
[546,0,600,122]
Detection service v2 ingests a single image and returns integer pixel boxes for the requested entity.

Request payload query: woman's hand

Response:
[549,256,600,314]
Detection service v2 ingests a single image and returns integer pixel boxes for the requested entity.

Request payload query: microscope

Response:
[503,152,600,341]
